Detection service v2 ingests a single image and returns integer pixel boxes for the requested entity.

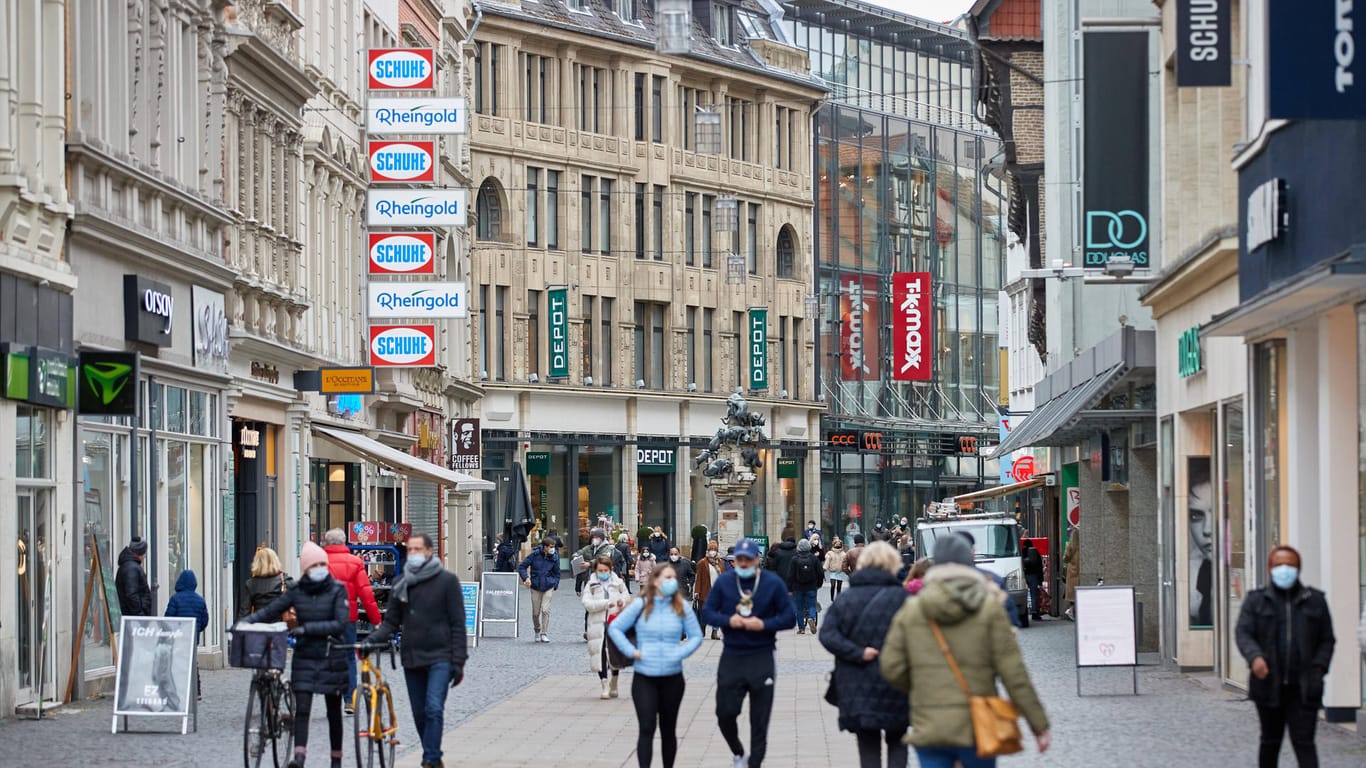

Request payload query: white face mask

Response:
[669,555,680,562]
[408,553,428,569]
[591,538,603,547]
[307,565,330,582]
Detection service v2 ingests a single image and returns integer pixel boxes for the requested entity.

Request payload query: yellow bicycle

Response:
[341,641,399,768]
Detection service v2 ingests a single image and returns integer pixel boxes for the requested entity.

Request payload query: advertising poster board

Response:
[1074,585,1138,695]
[461,581,479,647]
[479,571,521,638]
[112,617,198,733]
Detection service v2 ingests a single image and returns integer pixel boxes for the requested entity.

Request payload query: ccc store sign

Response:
[826,430,885,452]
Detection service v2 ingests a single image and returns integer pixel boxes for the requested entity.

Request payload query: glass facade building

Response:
[786,2,1007,540]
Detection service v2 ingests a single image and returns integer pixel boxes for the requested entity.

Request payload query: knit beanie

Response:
[796,538,812,553]
[128,536,148,556]
[299,541,329,573]
[932,534,974,568]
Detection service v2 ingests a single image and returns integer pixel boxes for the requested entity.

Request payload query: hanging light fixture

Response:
[803,293,820,319]
[695,110,722,154]
[725,252,746,284]
[714,196,738,230]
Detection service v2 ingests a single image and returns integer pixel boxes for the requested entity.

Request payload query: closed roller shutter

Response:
[407,479,441,543]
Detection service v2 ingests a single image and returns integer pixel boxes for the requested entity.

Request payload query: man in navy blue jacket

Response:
[701,538,797,768]
[518,537,562,643]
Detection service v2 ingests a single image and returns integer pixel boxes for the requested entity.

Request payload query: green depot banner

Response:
[748,308,768,390]
[777,457,800,479]
[548,287,569,379]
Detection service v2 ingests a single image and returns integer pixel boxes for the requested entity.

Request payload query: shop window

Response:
[777,225,796,278]
[476,179,504,241]
[1253,341,1286,561]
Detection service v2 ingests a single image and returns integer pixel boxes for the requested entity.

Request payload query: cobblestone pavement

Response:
[4,585,1364,766]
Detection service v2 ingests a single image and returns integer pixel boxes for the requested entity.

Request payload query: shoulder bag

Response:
[824,588,902,706]
[278,574,299,630]
[606,595,640,669]
[929,621,1023,758]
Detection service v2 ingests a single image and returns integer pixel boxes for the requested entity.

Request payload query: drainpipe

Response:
[464,1,483,45]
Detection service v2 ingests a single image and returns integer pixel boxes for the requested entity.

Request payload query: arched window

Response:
[776,225,796,279]
[476,179,503,241]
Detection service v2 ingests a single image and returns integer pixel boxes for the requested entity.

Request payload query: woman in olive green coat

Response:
[880,534,1050,767]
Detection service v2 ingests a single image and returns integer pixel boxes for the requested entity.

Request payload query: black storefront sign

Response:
[1176,0,1231,87]
[450,418,482,470]
[1,343,76,409]
[78,350,140,416]
[1268,0,1365,119]
[124,275,175,346]
[1082,31,1150,268]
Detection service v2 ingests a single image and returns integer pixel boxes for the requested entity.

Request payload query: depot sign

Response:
[368,141,436,183]
[368,48,435,90]
[892,272,931,381]
[369,325,437,367]
[368,232,436,274]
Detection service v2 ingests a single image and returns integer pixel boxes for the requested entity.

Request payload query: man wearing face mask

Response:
[668,546,697,600]
[701,538,797,768]
[518,537,562,643]
[366,535,467,768]
[648,526,672,563]
[1235,545,1336,768]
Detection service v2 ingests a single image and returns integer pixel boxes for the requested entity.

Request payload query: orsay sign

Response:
[123,275,174,346]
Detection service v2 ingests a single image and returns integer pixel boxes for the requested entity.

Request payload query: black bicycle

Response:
[229,627,296,768]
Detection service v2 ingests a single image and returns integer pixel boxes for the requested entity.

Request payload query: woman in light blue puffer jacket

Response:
[609,563,704,768]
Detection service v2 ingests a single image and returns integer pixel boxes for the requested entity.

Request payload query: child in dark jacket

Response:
[165,569,209,700]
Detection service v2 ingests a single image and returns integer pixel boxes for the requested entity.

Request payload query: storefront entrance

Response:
[16,487,52,704]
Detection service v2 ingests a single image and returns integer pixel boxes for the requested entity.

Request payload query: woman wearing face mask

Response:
[609,564,704,768]
[240,541,350,768]
[583,555,629,699]
[825,538,848,600]
[693,542,729,640]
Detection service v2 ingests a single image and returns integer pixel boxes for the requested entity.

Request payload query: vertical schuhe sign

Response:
[748,308,768,390]
[1268,0,1364,119]
[1082,31,1150,269]
[548,288,569,379]
[891,271,931,381]
[1176,0,1231,87]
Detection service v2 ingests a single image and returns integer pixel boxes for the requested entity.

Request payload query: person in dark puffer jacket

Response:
[115,537,153,617]
[243,541,349,768]
[165,569,210,700]
[818,542,910,768]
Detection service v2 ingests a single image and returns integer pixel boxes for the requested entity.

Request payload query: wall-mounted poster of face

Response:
[1188,457,1213,628]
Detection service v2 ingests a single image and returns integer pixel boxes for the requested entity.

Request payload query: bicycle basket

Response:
[230,623,290,670]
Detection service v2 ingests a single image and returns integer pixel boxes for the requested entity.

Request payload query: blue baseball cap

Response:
[733,538,761,559]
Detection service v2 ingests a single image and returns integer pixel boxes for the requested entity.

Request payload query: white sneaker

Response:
[540,633,550,643]
[732,754,749,768]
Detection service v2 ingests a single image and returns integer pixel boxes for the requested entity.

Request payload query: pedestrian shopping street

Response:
[4,588,1363,766]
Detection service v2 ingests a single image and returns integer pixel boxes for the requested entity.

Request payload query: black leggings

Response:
[293,691,344,753]
[829,579,844,601]
[598,639,620,681]
[632,673,685,768]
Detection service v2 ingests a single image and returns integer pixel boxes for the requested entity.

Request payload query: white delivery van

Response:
[915,503,1029,627]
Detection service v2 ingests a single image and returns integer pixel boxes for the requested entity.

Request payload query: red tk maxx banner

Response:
[839,274,879,381]
[891,271,932,381]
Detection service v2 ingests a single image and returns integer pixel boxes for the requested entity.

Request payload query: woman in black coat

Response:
[818,541,911,768]
[243,542,349,768]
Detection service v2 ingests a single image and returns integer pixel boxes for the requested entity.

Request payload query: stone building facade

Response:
[469,0,825,555]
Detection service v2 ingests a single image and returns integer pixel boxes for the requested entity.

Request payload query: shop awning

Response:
[1204,254,1366,338]
[989,327,1155,459]
[947,476,1046,505]
[312,425,495,492]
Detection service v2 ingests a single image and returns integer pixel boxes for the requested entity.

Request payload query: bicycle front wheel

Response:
[270,679,296,768]
[374,686,396,768]
[352,686,370,768]
[244,683,268,768]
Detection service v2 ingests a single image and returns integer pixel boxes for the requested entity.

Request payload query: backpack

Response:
[794,552,819,587]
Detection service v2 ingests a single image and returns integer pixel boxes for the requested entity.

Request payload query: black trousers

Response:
[293,691,344,753]
[716,652,776,768]
[598,639,620,680]
[1256,685,1318,768]
[829,579,844,601]
[855,729,908,768]
[632,673,686,768]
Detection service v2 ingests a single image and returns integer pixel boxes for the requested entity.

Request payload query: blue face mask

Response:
[734,566,757,579]
[1270,564,1299,590]
[659,578,679,597]
[597,571,610,582]
[407,553,427,569]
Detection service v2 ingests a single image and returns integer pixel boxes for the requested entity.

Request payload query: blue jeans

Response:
[793,590,819,626]
[914,746,996,768]
[342,622,358,700]
[404,661,452,763]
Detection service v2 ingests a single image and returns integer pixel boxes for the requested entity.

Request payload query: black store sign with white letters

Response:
[124,275,175,347]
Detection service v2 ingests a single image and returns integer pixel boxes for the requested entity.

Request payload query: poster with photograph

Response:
[1187,457,1213,628]
[113,616,197,717]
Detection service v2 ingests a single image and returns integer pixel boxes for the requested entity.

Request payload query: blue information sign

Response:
[461,581,479,646]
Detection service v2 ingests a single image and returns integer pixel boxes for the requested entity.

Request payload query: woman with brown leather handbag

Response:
[879,534,1050,767]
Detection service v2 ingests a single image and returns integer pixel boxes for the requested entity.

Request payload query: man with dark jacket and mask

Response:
[764,528,800,591]
[116,536,153,617]
[1236,545,1335,768]
[367,534,467,768]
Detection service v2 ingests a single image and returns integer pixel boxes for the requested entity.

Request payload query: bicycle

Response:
[339,641,400,768]
[229,626,296,768]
